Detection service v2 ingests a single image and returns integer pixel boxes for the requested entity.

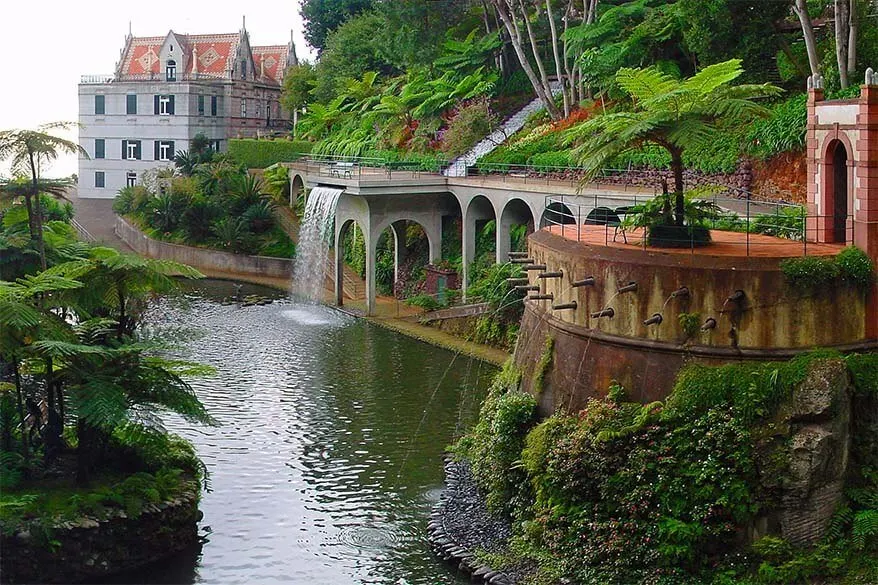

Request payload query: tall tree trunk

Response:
[546,0,569,117]
[518,0,555,99]
[671,148,685,227]
[12,360,29,463]
[835,0,850,88]
[587,0,599,24]
[27,149,47,270]
[793,0,822,77]
[491,0,562,119]
[847,0,857,76]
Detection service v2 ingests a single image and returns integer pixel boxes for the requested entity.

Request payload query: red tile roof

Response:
[252,45,290,84]
[117,31,288,85]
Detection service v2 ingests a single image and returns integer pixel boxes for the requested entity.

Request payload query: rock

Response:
[790,359,849,420]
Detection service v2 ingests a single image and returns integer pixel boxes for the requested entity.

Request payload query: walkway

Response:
[67,189,133,252]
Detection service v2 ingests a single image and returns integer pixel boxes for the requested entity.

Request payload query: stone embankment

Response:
[0,485,201,584]
[115,216,293,279]
[428,458,515,584]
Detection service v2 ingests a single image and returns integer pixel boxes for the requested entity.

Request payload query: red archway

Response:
[820,137,853,244]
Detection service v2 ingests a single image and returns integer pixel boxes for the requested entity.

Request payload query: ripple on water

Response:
[123,281,495,585]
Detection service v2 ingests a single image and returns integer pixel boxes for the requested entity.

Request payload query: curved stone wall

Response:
[514,230,874,411]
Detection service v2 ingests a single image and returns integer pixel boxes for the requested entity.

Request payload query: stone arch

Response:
[499,198,537,259]
[821,137,854,244]
[335,218,367,305]
[462,194,499,294]
[540,201,576,228]
[290,173,305,208]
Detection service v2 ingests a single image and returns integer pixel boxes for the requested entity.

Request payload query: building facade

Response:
[78,26,295,199]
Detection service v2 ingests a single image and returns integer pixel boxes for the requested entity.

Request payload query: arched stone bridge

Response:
[286,161,649,315]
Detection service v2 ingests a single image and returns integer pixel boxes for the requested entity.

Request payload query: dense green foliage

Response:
[780,246,876,293]
[0,191,213,534]
[455,352,878,584]
[227,139,312,169]
[114,153,294,257]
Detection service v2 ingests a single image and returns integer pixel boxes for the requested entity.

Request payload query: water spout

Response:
[506,277,530,286]
[510,257,535,264]
[508,251,530,259]
[537,271,564,279]
[572,277,595,287]
[701,317,717,331]
[524,264,547,271]
[591,307,615,319]
[552,302,577,311]
[643,313,663,326]
[515,285,540,292]
[617,282,638,294]
[527,294,554,301]
[727,290,745,303]
[671,286,690,298]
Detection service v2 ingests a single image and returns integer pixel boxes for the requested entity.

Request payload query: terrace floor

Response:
[546,224,844,258]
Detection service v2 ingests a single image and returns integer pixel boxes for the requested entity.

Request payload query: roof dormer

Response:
[159,31,185,81]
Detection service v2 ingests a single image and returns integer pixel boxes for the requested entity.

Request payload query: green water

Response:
[119,280,496,584]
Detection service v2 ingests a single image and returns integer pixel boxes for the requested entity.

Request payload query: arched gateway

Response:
[806,72,878,336]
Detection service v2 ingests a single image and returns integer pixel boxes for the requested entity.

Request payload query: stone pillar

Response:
[391,221,407,291]
[364,223,376,316]
[424,214,443,265]
[806,86,824,243]
[496,216,511,265]
[856,82,878,338]
[461,211,479,301]
[334,232,344,307]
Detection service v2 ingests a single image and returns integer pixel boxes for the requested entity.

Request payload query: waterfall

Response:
[292,186,344,302]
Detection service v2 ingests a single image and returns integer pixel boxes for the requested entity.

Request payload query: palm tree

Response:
[0,122,88,269]
[566,60,781,228]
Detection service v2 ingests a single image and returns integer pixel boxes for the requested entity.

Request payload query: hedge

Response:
[228,139,313,169]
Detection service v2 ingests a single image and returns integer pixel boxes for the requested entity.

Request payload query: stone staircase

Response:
[443,81,563,177]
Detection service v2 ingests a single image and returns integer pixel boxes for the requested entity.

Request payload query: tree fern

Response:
[852,510,878,550]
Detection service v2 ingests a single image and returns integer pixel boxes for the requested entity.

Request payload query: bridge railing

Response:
[542,193,852,257]
[287,153,450,181]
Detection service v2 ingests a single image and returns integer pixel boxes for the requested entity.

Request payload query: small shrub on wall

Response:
[227,139,312,169]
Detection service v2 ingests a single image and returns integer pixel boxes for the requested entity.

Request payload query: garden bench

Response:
[329,162,356,179]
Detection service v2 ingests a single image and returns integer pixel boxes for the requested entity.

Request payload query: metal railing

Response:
[542,193,854,257]
[287,153,450,182]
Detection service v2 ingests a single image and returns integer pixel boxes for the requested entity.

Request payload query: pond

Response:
[111,280,496,585]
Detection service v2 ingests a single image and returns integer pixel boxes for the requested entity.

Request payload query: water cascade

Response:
[292,186,345,302]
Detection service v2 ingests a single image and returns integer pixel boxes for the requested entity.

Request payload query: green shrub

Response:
[528,151,571,171]
[441,98,498,157]
[228,139,312,169]
[751,206,805,239]
[780,247,875,293]
[836,246,876,291]
[780,256,840,290]
[746,94,807,160]
[405,293,442,311]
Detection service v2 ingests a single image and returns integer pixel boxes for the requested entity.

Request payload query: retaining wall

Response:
[0,486,200,584]
[115,217,293,279]
[515,230,874,412]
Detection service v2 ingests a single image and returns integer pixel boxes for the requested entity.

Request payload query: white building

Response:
[78,24,296,199]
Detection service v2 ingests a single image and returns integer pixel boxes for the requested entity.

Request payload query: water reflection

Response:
[116,280,495,585]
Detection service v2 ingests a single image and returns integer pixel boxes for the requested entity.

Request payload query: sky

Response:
[0,1,316,178]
